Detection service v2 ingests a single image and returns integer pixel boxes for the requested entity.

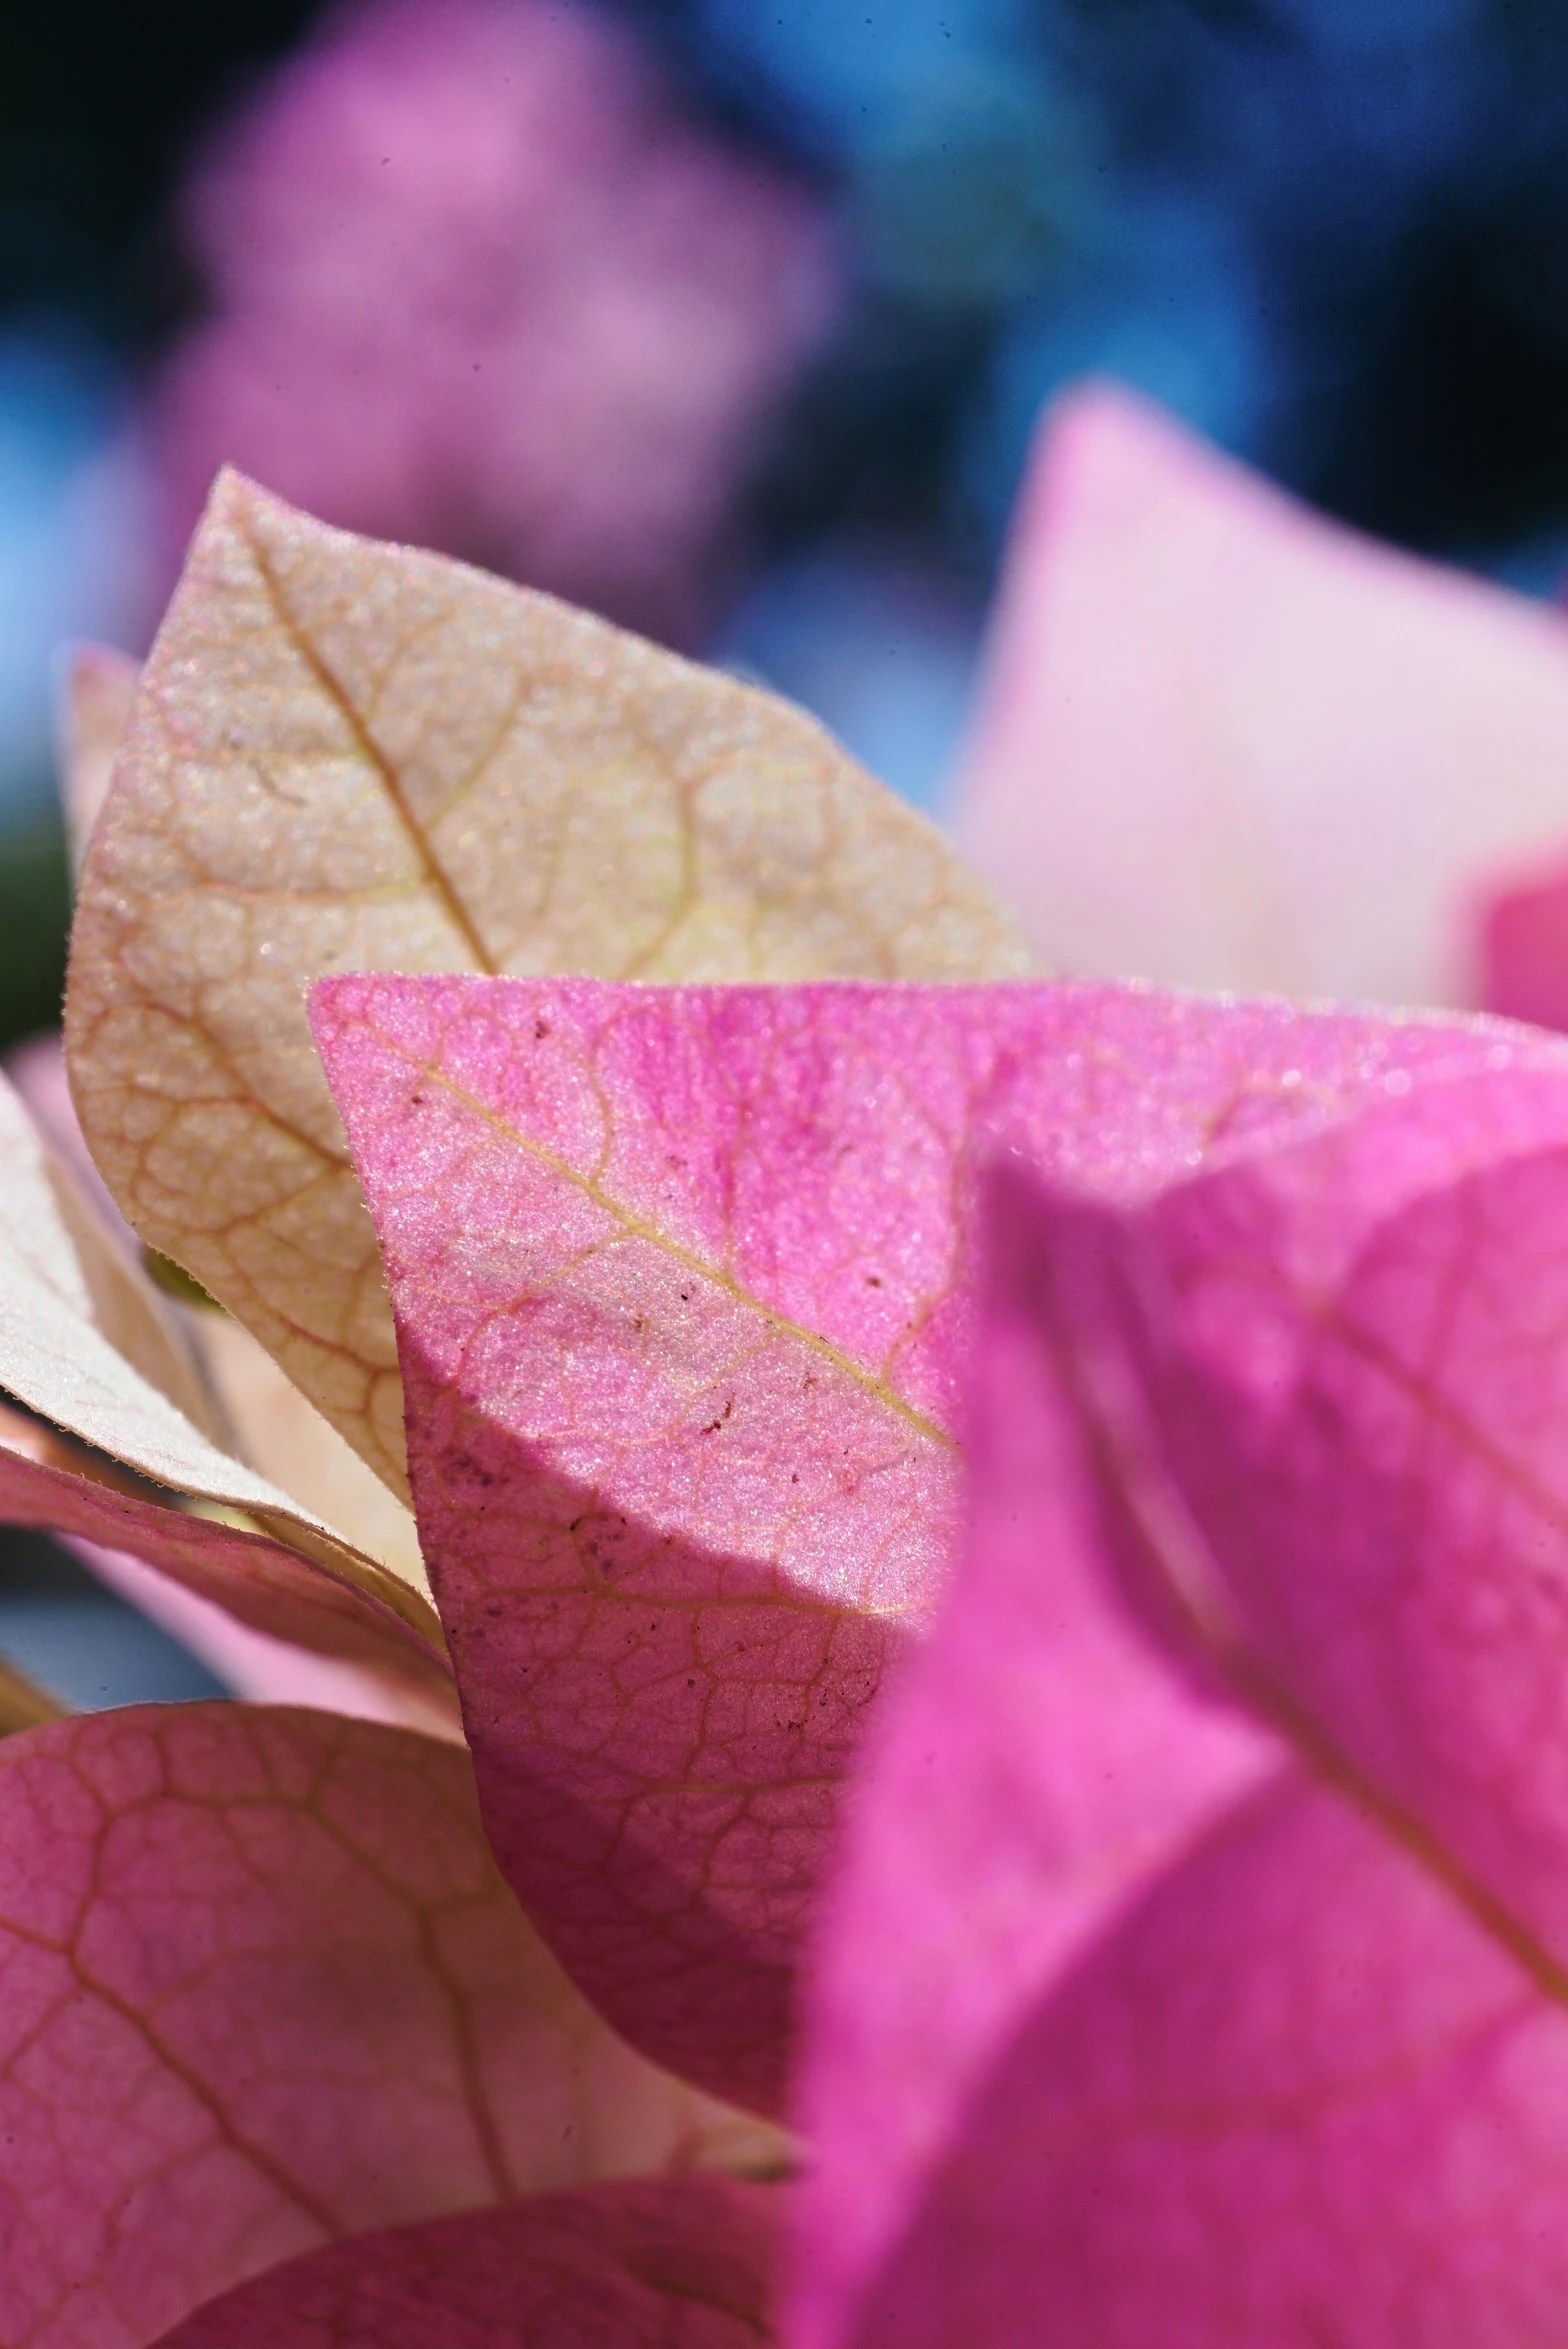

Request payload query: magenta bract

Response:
[797,1053,1568,2345]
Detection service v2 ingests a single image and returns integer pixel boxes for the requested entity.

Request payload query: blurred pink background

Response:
[151,0,841,644]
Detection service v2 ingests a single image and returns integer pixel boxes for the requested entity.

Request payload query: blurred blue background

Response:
[7,0,1568,1701]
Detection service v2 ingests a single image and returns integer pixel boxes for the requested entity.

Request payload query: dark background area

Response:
[10,3,1568,583]
[0,7,316,347]
[6,2,1568,1031]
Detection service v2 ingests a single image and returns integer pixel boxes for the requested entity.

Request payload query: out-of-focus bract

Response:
[148,0,842,643]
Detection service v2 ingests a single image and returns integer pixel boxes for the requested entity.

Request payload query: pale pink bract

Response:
[0,1703,706,2345]
[953,381,1568,1019]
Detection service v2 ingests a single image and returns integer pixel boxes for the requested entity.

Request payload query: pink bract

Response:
[151,0,839,641]
[0,1704,619,2346]
[953,381,1568,1014]
[150,2178,776,2349]
[796,1050,1568,2345]
[312,970,1549,2117]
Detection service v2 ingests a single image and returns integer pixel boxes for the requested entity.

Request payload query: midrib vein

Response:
[1336,1310,1568,1545]
[250,535,499,974]
[391,1039,955,1455]
[1061,1309,1568,2018]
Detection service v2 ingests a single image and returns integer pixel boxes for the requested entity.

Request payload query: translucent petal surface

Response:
[151,2179,779,2349]
[8,1031,142,1264]
[0,1065,227,1451]
[65,470,1026,1501]
[1036,1056,1568,1998]
[813,1769,1568,2349]
[6,1032,428,1602]
[0,1705,778,2349]
[193,1312,427,1594]
[313,971,1536,2111]
[796,1166,1568,2349]
[0,1061,440,1658]
[792,1168,1282,2342]
[953,381,1568,1006]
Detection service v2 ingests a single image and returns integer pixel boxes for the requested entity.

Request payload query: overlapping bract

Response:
[0,1047,448,1701]
[38,451,1568,2345]
[23,469,1020,1720]
[64,469,1024,1504]
[796,1059,1568,2347]
[6,473,1035,2342]
[0,1408,439,1707]
[37,964,1568,2345]
[0,1705,771,2349]
[311,971,1550,2117]
[150,2180,778,2349]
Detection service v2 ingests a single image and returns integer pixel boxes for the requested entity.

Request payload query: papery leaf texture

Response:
[192,1309,428,1592]
[8,1029,429,1610]
[797,1093,1568,2347]
[0,1061,445,1685]
[0,1063,227,1451]
[312,969,1546,2115]
[0,1703,776,2349]
[57,644,140,876]
[3,1030,438,1722]
[64,469,1026,1504]
[9,1032,144,1266]
[150,2178,778,2349]
[53,659,431,1606]
[953,380,1568,1008]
